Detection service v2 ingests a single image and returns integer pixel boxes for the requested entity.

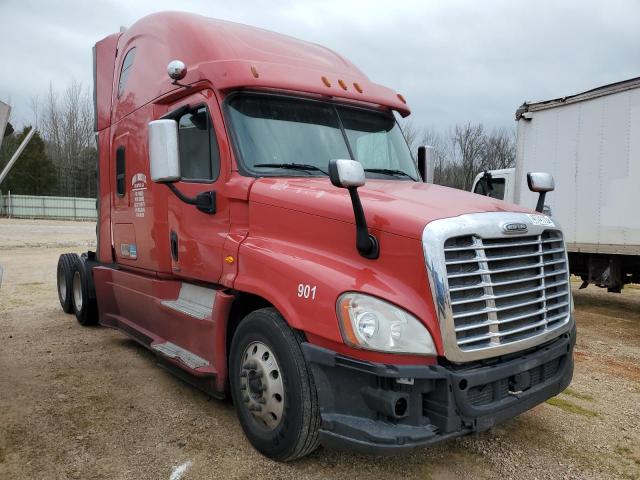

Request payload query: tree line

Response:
[401,120,516,190]
[0,80,97,198]
[1,80,515,198]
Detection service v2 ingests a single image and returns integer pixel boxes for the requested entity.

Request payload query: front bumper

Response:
[303,320,575,454]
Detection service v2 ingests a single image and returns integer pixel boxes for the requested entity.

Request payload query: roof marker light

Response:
[353,82,363,93]
[250,65,259,78]
[397,93,407,104]
[321,76,332,87]
[338,79,348,90]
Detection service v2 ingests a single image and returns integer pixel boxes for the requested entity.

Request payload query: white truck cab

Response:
[471,168,516,202]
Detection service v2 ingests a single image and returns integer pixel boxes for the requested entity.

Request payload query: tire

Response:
[229,308,320,461]
[57,253,78,313]
[71,257,98,326]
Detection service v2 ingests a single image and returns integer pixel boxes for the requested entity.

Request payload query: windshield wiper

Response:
[253,163,328,175]
[363,168,417,181]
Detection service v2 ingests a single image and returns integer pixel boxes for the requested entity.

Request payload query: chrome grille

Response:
[444,230,570,351]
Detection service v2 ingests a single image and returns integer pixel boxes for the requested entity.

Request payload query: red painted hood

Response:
[249,178,532,239]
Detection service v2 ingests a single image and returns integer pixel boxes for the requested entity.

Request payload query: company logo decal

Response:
[132,172,147,218]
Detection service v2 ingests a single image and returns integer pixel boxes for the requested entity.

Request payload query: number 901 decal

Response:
[297,283,317,300]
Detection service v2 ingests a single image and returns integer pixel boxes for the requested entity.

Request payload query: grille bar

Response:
[445,247,566,265]
[445,230,571,352]
[444,237,561,252]
[448,270,568,292]
[447,258,565,279]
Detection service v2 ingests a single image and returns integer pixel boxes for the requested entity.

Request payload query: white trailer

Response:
[473,77,640,291]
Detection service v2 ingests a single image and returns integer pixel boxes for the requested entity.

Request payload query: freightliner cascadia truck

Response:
[56,12,575,461]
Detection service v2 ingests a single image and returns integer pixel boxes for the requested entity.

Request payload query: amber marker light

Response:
[321,76,332,87]
[225,255,235,264]
[338,295,359,346]
[250,65,259,78]
[338,79,348,90]
[353,82,363,93]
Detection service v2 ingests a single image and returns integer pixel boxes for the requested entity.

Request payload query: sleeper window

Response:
[177,107,220,182]
[117,48,136,98]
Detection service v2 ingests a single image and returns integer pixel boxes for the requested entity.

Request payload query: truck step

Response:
[151,341,210,369]
[161,283,215,320]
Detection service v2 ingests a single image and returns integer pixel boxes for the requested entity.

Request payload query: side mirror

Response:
[527,172,554,213]
[417,145,433,183]
[328,159,365,188]
[417,146,427,183]
[148,119,180,182]
[328,159,379,259]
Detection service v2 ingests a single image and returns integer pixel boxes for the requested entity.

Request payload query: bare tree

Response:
[31,80,97,197]
[451,123,485,190]
[401,120,516,191]
[481,128,516,170]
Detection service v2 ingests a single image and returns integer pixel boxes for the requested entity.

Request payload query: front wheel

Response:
[229,308,320,461]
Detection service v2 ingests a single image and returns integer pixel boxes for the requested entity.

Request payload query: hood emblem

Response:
[503,222,528,234]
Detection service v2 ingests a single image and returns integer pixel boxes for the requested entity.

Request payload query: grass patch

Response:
[563,387,594,401]
[545,397,599,417]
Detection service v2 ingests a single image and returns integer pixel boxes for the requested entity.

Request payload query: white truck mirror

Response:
[527,172,554,212]
[328,159,365,188]
[148,119,180,182]
[527,172,555,193]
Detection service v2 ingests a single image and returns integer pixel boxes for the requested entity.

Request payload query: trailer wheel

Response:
[71,257,98,326]
[57,253,79,313]
[229,308,320,461]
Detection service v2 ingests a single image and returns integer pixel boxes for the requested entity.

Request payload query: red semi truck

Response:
[56,12,575,461]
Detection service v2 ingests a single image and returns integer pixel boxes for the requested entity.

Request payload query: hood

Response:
[249,177,532,239]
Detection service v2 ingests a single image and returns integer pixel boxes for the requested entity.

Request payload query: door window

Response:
[177,106,220,182]
[474,177,506,199]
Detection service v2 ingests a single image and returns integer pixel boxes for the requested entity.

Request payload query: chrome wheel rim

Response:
[72,271,83,311]
[240,341,284,430]
[58,268,66,300]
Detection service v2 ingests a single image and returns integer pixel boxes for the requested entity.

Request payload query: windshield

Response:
[226,94,418,180]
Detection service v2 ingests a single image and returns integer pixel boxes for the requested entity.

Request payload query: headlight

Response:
[336,293,436,355]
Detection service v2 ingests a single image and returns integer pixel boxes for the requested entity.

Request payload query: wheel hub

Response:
[240,341,284,430]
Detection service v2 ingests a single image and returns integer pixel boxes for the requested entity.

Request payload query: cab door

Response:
[165,89,230,284]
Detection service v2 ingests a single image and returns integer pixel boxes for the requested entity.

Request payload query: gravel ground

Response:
[0,218,638,480]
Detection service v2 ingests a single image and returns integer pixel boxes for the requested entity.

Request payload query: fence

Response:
[0,193,97,220]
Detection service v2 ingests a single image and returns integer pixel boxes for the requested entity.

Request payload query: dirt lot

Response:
[1,218,639,480]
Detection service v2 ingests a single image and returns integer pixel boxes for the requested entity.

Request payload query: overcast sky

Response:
[1,0,638,133]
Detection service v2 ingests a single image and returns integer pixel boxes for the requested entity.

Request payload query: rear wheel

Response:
[57,253,78,313]
[229,308,320,461]
[71,257,98,326]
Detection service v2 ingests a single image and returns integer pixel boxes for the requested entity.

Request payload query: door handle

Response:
[170,230,179,262]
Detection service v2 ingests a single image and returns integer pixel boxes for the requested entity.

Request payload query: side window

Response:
[474,177,506,199]
[489,178,506,199]
[177,107,220,181]
[116,146,126,197]
[117,48,136,98]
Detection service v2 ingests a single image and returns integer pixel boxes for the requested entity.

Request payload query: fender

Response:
[232,200,444,361]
